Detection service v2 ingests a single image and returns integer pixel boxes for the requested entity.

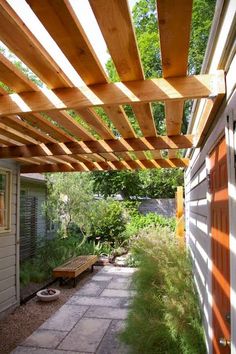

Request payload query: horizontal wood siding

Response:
[185,156,211,352]
[186,42,236,352]
[0,160,19,316]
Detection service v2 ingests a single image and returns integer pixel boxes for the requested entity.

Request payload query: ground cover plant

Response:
[121,227,206,354]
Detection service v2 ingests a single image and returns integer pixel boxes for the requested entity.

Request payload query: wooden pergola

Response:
[0,0,225,173]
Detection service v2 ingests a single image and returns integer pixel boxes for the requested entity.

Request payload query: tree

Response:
[92,0,216,199]
[45,172,95,237]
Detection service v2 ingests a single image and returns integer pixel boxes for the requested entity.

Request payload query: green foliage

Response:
[88,200,126,244]
[121,228,206,354]
[92,168,184,199]
[125,212,175,239]
[20,236,113,287]
[92,170,142,199]
[45,172,95,237]
[189,0,216,74]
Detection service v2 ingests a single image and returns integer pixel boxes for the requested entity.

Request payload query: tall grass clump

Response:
[121,227,206,354]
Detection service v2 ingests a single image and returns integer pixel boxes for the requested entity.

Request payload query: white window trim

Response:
[0,167,12,233]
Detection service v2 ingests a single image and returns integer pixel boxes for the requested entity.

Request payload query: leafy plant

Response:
[121,228,206,354]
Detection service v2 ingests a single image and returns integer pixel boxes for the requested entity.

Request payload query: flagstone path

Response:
[11,266,136,354]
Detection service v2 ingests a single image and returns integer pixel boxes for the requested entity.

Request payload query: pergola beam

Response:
[21,158,189,173]
[0,135,194,159]
[0,72,225,117]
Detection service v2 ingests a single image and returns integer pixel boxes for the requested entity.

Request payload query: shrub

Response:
[89,200,126,244]
[121,227,206,354]
[125,212,176,239]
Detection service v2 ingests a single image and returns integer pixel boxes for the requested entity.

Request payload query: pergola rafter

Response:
[0,0,225,173]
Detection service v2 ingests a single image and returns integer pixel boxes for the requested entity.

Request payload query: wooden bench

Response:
[53,255,98,287]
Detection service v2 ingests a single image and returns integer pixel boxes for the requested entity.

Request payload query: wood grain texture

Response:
[0,52,39,93]
[0,73,225,117]
[0,135,193,159]
[90,0,157,136]
[157,0,193,135]
[0,1,71,89]
[26,0,107,85]
[21,158,189,173]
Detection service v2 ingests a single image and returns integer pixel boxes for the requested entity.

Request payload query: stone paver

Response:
[12,266,135,354]
[91,275,113,282]
[85,306,128,320]
[75,281,107,296]
[68,295,123,307]
[101,288,136,298]
[59,318,111,352]
[40,304,88,331]
[23,329,67,349]
[107,278,132,290]
[12,348,88,354]
[96,320,129,354]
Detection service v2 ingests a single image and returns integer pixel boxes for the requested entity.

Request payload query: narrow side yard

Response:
[11,266,135,354]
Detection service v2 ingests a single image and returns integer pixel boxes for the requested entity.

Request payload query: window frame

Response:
[0,168,12,233]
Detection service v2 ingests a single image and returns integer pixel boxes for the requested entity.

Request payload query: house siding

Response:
[185,36,236,352]
[0,160,19,317]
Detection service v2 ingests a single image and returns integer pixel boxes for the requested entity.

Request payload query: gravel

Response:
[0,268,100,354]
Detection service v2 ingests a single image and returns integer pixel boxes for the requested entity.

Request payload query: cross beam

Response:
[21,158,190,173]
[0,72,225,117]
[0,135,194,159]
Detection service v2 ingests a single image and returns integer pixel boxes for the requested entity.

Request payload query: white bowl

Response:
[36,289,60,302]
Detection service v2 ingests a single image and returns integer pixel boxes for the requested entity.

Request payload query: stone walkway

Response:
[11,266,136,354]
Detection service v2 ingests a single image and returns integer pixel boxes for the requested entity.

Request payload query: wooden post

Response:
[176,186,184,240]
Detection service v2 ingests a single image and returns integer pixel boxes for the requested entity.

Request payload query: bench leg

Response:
[73,277,77,288]
[91,265,94,273]
[59,277,63,286]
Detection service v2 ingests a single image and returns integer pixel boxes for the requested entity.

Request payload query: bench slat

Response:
[53,255,98,279]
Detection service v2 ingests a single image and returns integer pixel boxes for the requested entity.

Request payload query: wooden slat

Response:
[0,46,97,142]
[0,86,7,95]
[76,108,114,139]
[150,150,162,159]
[90,0,157,137]
[45,111,94,141]
[157,0,193,135]
[26,0,132,140]
[0,135,193,159]
[164,101,184,135]
[168,150,178,158]
[0,52,39,92]
[21,158,190,173]
[21,113,75,142]
[26,0,107,85]
[133,151,147,160]
[0,116,56,143]
[0,123,39,145]
[0,72,225,117]
[0,1,71,89]
[103,106,136,138]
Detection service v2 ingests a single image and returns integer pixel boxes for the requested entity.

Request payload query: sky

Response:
[6,0,138,84]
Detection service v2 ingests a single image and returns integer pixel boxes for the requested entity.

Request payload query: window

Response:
[0,169,11,232]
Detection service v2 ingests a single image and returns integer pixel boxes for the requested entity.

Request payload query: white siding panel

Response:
[0,297,17,316]
[0,266,15,281]
[189,179,207,201]
[0,245,15,258]
[0,161,19,316]
[0,256,15,271]
[0,276,15,292]
[0,286,15,304]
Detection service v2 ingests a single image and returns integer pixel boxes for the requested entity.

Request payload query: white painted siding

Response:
[0,160,19,317]
[186,41,236,353]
